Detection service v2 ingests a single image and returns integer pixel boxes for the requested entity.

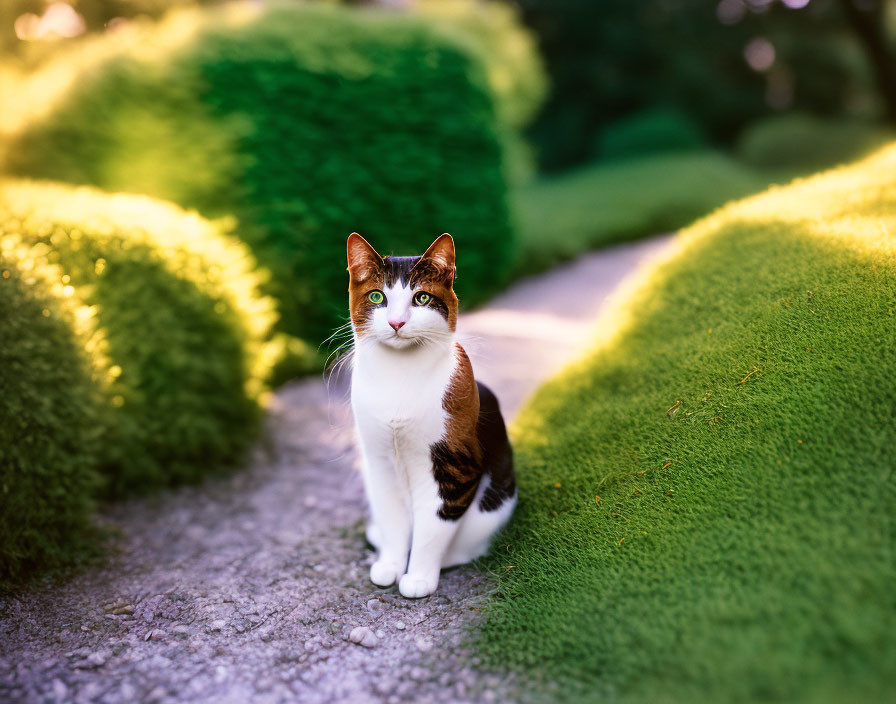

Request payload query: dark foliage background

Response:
[513,0,895,169]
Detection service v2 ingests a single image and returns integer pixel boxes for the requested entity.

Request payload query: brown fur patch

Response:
[347,233,385,333]
[432,344,484,520]
[409,234,458,329]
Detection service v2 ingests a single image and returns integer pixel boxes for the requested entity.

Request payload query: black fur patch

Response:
[430,382,515,521]
[475,382,516,512]
[383,256,421,288]
[431,441,481,521]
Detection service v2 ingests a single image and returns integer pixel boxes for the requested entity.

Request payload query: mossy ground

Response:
[481,145,896,703]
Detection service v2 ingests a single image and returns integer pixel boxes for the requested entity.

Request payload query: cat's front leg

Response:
[399,470,468,599]
[360,447,412,587]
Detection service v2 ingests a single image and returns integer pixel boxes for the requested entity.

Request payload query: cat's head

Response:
[346,232,458,350]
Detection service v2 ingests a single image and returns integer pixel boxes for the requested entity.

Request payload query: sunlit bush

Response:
[0,251,100,584]
[0,180,278,495]
[3,2,515,346]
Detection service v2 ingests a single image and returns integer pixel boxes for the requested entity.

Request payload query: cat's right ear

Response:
[347,232,383,282]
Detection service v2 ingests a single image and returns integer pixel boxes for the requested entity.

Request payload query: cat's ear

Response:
[418,233,456,276]
[347,232,383,281]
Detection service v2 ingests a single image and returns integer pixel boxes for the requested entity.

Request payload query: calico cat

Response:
[346,232,517,598]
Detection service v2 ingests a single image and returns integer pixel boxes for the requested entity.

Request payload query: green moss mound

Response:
[0,254,100,584]
[481,145,896,703]
[3,2,515,345]
[0,180,277,496]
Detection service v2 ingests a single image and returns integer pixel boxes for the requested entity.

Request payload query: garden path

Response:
[0,234,672,704]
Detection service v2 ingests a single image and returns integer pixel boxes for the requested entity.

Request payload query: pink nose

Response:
[389,320,405,332]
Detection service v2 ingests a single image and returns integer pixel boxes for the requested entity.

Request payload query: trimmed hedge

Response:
[415,0,547,186]
[481,144,896,702]
[415,0,547,130]
[595,108,707,161]
[0,180,277,496]
[3,2,516,345]
[0,254,101,584]
[513,151,768,275]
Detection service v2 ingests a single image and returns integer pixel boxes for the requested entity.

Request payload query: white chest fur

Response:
[351,339,457,456]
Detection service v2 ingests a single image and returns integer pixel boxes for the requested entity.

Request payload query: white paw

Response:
[398,573,438,599]
[370,560,401,587]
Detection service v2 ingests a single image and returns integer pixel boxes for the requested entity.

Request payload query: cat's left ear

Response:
[418,233,456,278]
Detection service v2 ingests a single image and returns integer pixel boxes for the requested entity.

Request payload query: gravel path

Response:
[0,235,672,704]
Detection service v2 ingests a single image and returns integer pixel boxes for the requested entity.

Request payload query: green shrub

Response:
[480,144,896,703]
[735,113,893,172]
[414,0,547,130]
[0,252,101,584]
[414,0,547,186]
[595,108,706,161]
[3,2,515,346]
[0,180,278,495]
[513,151,768,275]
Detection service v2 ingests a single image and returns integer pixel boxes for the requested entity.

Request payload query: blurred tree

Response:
[837,0,896,120]
[1,0,218,57]
[511,0,894,170]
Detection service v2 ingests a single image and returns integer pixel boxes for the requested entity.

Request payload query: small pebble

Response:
[394,621,406,631]
[349,626,377,649]
[146,686,167,703]
[415,637,433,652]
[209,619,226,632]
[375,629,385,639]
[81,651,106,668]
[349,626,369,643]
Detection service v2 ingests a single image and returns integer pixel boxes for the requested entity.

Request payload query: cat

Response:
[346,232,517,598]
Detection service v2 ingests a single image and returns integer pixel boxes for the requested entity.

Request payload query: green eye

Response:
[414,292,431,306]
[367,290,384,304]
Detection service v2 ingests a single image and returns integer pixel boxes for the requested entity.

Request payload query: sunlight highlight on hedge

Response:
[0,180,279,495]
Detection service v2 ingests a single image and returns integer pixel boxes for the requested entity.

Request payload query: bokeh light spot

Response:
[744,38,776,72]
